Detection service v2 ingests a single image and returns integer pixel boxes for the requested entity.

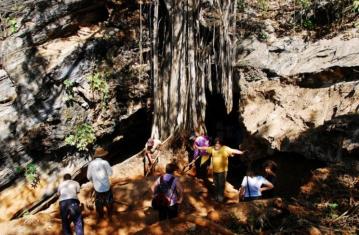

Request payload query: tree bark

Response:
[151,0,237,139]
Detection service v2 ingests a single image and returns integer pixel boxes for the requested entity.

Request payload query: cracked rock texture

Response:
[238,32,359,161]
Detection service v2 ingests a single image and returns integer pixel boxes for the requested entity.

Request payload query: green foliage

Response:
[302,19,315,29]
[6,17,17,33]
[15,166,23,174]
[326,202,339,219]
[65,123,96,151]
[22,210,30,217]
[87,72,109,107]
[258,0,268,11]
[25,163,37,183]
[296,0,311,9]
[237,0,246,12]
[354,0,359,12]
[64,79,75,103]
[328,202,338,209]
[258,31,268,41]
[64,79,74,90]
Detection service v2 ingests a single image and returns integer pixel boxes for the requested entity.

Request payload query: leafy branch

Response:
[65,123,96,151]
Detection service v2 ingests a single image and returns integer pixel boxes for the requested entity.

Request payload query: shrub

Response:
[65,123,96,151]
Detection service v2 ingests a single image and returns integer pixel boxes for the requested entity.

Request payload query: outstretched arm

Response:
[194,144,209,151]
[228,148,245,156]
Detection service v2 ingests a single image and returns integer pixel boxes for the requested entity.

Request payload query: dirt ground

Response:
[0,150,357,235]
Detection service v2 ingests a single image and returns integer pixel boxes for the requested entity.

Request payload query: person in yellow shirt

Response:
[196,137,245,202]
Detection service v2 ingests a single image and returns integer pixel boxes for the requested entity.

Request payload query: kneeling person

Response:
[239,168,273,201]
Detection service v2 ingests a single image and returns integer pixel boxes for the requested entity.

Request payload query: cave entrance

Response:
[105,108,152,166]
[71,108,152,186]
[226,152,326,199]
[204,91,243,148]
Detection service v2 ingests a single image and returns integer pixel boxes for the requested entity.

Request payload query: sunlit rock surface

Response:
[238,34,359,161]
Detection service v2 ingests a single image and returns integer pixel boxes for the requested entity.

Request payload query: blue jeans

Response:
[60,199,84,235]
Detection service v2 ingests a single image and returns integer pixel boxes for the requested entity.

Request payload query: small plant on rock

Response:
[6,17,17,33]
[302,18,314,29]
[65,123,96,151]
[258,0,268,11]
[63,79,75,104]
[296,0,311,9]
[326,202,339,219]
[25,163,37,183]
[87,72,109,107]
[258,31,268,41]
[354,0,359,12]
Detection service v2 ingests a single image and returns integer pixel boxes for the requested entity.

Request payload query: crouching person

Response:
[239,167,274,202]
[151,163,183,220]
[58,174,84,235]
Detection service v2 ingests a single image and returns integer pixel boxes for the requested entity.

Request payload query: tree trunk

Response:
[151,0,237,139]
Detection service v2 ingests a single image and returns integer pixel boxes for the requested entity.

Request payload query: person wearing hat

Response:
[58,173,84,235]
[87,147,113,219]
[144,138,162,176]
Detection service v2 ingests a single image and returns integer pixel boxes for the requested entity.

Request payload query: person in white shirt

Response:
[239,168,274,201]
[58,174,83,235]
[87,147,113,219]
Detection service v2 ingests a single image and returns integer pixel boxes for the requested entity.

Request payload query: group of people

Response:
[187,127,277,202]
[58,128,278,234]
[57,147,113,235]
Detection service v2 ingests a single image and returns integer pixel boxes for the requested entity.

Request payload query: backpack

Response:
[152,176,176,210]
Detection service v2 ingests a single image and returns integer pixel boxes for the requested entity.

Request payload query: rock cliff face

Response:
[0,0,151,220]
[236,1,359,162]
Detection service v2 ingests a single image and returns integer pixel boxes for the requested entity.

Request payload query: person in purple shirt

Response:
[193,127,210,180]
[151,163,183,220]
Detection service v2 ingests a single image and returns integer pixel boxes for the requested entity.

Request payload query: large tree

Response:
[151,0,238,139]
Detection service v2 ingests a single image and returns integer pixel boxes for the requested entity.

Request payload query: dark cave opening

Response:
[226,152,326,199]
[204,89,327,199]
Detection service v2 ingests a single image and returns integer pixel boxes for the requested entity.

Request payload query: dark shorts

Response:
[95,189,114,207]
[158,203,179,220]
